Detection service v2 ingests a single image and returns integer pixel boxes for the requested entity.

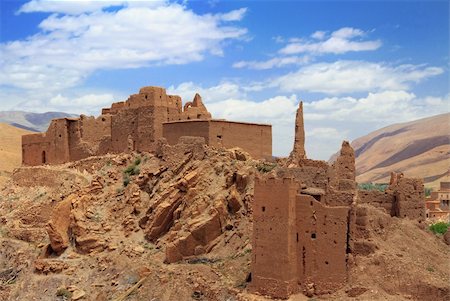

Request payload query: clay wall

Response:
[209,120,272,159]
[162,121,210,146]
[440,182,450,191]
[22,85,272,166]
[79,115,111,144]
[22,119,71,165]
[276,160,331,190]
[391,177,425,221]
[251,177,300,299]
[358,190,395,215]
[295,194,349,294]
[162,120,272,159]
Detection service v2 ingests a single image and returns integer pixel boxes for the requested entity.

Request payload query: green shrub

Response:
[134,157,141,166]
[123,174,130,187]
[256,162,277,173]
[358,183,388,192]
[56,288,72,299]
[429,222,449,235]
[424,187,433,197]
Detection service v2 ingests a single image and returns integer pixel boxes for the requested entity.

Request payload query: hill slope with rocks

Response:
[0,140,448,301]
[334,113,450,189]
[0,123,33,187]
[0,111,76,132]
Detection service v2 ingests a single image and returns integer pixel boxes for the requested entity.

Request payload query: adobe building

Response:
[425,182,450,222]
[250,102,426,299]
[22,86,272,165]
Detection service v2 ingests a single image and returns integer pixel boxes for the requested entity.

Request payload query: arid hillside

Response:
[348,113,449,189]
[0,123,32,187]
[0,111,75,132]
[0,140,448,301]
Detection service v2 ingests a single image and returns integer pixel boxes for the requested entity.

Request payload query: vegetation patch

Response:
[358,183,388,192]
[429,222,449,235]
[122,156,142,186]
[256,162,277,173]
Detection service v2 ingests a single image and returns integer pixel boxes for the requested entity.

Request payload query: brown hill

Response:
[0,123,32,187]
[0,141,448,301]
[345,114,449,189]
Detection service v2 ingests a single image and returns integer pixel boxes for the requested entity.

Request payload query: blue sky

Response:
[0,0,448,159]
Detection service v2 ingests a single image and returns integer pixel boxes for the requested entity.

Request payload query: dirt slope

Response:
[0,141,448,301]
[348,113,450,189]
[0,123,32,187]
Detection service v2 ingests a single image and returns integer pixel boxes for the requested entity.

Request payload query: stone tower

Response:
[290,101,307,161]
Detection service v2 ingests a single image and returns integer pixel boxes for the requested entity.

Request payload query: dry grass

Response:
[0,123,32,186]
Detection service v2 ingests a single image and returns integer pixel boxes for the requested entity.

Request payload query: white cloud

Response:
[1,2,247,92]
[280,27,381,55]
[234,27,381,70]
[274,60,443,94]
[217,7,247,21]
[17,0,164,15]
[232,56,310,70]
[311,30,326,40]
[168,82,244,103]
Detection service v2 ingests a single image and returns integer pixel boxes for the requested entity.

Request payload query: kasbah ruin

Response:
[2,86,447,300]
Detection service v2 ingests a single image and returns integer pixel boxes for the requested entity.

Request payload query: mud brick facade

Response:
[250,102,426,299]
[163,120,272,159]
[22,86,272,165]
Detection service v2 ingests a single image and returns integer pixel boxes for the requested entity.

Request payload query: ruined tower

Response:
[290,101,306,161]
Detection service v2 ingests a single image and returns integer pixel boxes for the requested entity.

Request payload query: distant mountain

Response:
[0,111,77,132]
[0,123,33,186]
[331,113,450,190]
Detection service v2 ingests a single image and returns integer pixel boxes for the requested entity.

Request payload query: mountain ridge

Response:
[334,113,450,189]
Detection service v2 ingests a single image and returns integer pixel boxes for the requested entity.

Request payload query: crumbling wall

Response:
[358,190,395,215]
[22,119,71,165]
[251,175,353,299]
[276,159,331,190]
[390,177,425,221]
[295,194,349,295]
[250,177,299,299]
[358,177,425,221]
[22,85,271,166]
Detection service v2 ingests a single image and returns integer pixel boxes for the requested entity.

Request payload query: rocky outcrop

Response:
[46,195,74,254]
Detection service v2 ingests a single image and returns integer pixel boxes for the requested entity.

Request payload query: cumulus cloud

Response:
[234,27,381,70]
[280,27,381,55]
[1,2,247,93]
[168,82,244,103]
[273,60,443,94]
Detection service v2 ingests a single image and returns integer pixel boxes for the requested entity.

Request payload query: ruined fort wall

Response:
[358,190,395,215]
[78,115,111,144]
[162,121,210,146]
[391,177,425,221]
[162,120,272,159]
[209,121,272,159]
[22,133,50,166]
[276,161,331,190]
[250,177,299,299]
[295,194,349,294]
[22,119,71,166]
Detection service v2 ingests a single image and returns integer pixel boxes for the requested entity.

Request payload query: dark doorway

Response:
[42,151,46,164]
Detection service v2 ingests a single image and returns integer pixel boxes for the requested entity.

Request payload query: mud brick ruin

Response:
[250,102,426,299]
[22,86,271,165]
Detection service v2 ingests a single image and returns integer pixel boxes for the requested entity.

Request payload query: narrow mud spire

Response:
[290,100,306,160]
